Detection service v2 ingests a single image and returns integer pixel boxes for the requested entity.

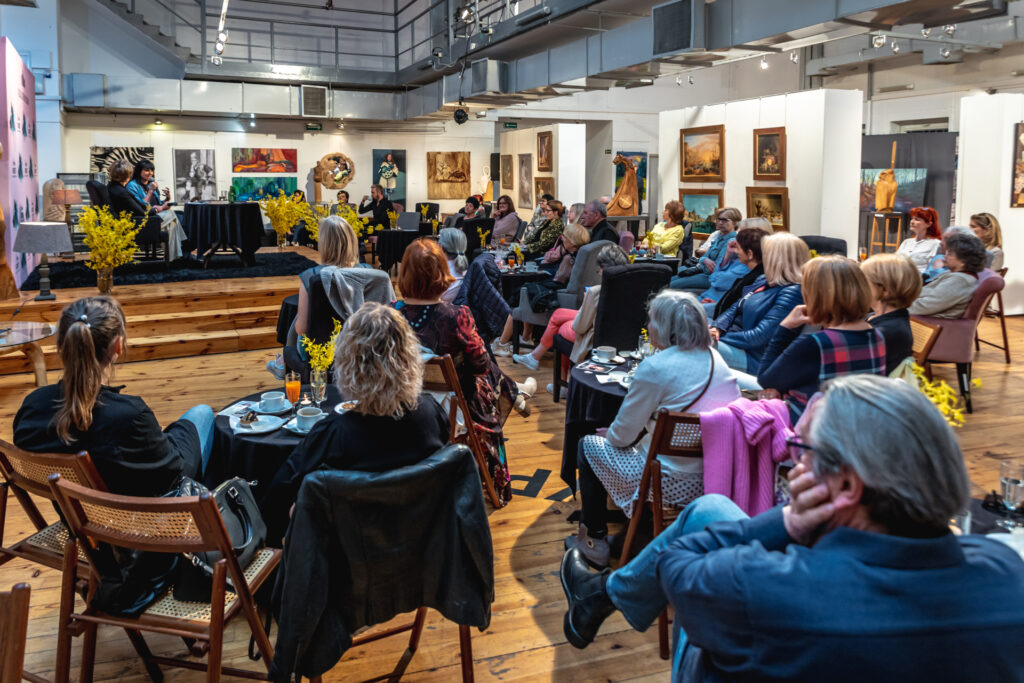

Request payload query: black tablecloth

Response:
[376,229,421,271]
[418,221,435,236]
[634,256,680,272]
[184,202,265,264]
[500,269,549,303]
[561,362,629,491]
[276,294,299,346]
[207,385,344,494]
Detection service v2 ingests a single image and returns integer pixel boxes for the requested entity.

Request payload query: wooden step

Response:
[124,305,281,337]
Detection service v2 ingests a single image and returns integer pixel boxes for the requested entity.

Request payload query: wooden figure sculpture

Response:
[873,141,899,212]
[312,152,355,203]
[609,154,639,216]
[0,143,18,299]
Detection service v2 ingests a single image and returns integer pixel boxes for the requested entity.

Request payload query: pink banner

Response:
[0,38,39,288]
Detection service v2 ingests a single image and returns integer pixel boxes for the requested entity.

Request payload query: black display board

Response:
[861,132,957,225]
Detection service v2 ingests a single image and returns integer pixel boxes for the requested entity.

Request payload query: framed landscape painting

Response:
[534,176,554,201]
[753,127,786,181]
[537,131,553,172]
[518,153,533,208]
[501,154,513,189]
[746,186,790,231]
[679,188,723,233]
[680,125,725,183]
[426,151,470,199]
[231,148,298,173]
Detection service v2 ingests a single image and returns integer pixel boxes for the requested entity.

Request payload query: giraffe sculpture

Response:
[608,154,639,216]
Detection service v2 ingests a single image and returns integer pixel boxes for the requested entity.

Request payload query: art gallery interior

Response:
[1,0,1024,681]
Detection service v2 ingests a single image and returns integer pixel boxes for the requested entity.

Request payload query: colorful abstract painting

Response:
[616,151,647,200]
[231,148,298,173]
[231,176,297,202]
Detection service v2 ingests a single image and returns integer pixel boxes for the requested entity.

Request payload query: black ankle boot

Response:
[560,547,616,648]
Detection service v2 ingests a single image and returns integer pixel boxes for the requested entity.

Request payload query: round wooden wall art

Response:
[315,152,355,190]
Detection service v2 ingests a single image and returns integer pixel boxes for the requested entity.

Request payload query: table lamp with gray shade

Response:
[14,221,73,301]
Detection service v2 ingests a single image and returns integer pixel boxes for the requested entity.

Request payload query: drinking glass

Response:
[949,509,972,536]
[284,371,301,408]
[858,247,867,262]
[998,460,1024,529]
[311,368,327,408]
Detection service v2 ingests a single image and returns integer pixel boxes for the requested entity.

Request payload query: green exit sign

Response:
[305,121,323,131]
[503,121,518,129]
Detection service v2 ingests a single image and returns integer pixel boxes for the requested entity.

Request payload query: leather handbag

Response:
[167,476,267,601]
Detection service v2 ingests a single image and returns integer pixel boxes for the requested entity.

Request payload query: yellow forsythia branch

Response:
[300,319,343,371]
[78,205,140,272]
[910,363,967,428]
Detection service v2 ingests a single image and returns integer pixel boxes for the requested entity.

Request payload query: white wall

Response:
[657,89,863,252]
[61,115,497,214]
[956,93,1024,313]
[498,123,586,221]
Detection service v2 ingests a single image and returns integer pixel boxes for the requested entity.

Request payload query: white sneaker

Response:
[513,353,540,371]
[491,339,512,357]
[517,377,537,397]
[514,393,531,417]
[546,382,567,399]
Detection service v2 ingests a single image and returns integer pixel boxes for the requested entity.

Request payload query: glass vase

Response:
[96,268,113,294]
[311,368,327,407]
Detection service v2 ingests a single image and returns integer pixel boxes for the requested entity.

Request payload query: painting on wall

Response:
[372,148,405,204]
[89,146,154,176]
[517,153,533,209]
[680,125,725,183]
[534,177,555,202]
[859,168,927,213]
[753,127,786,181]
[678,188,723,234]
[173,149,216,202]
[1012,123,1024,207]
[231,148,298,173]
[746,187,789,231]
[616,151,647,200]
[231,176,297,202]
[537,131,553,172]
[500,154,513,189]
[426,151,470,199]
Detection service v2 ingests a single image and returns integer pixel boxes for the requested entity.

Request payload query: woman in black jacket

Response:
[861,253,922,374]
[106,159,154,221]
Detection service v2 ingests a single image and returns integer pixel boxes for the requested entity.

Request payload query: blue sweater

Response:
[712,278,802,373]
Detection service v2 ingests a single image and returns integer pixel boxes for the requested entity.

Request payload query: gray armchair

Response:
[511,239,614,353]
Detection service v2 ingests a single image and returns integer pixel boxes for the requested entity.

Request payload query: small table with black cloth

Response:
[561,361,628,491]
[276,294,299,346]
[183,202,265,267]
[376,229,421,272]
[207,385,343,498]
[500,269,549,304]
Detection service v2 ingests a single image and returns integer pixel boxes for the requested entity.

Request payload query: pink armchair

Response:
[911,268,1004,413]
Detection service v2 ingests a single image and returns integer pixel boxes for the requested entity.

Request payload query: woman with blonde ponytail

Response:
[14,296,215,496]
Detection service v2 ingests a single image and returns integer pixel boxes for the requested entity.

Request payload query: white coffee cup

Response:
[525,261,539,272]
[261,391,287,411]
[296,406,323,431]
[595,345,616,362]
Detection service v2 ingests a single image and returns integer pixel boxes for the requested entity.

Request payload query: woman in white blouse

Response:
[896,206,942,273]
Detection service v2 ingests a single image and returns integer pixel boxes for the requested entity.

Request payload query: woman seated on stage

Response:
[107,160,154,223]
[127,159,187,260]
[397,238,535,505]
[262,302,450,544]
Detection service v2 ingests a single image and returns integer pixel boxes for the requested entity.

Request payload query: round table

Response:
[276,294,299,346]
[207,385,344,491]
[376,229,422,272]
[0,321,55,386]
[500,269,549,303]
[183,202,265,267]
[561,361,630,491]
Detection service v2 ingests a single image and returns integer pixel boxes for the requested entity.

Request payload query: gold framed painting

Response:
[680,125,725,183]
[746,186,789,232]
[534,176,554,201]
[678,188,724,233]
[753,127,786,181]
[426,151,471,200]
[500,154,513,189]
[537,131,553,172]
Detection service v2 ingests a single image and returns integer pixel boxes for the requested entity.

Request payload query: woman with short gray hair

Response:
[909,230,987,318]
[438,227,469,303]
[567,290,741,567]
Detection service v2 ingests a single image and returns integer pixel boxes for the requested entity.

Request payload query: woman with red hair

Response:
[896,206,942,273]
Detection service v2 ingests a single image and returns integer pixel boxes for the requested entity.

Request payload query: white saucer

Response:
[592,353,625,365]
[253,400,292,415]
[607,370,628,382]
[284,416,325,435]
[229,414,286,434]
[334,400,360,415]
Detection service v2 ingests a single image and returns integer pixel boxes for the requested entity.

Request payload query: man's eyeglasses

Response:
[786,438,814,454]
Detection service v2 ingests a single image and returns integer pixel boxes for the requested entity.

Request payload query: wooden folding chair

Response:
[909,317,942,379]
[423,354,505,509]
[48,475,281,683]
[619,409,704,661]
[976,267,1011,363]
[1,582,45,683]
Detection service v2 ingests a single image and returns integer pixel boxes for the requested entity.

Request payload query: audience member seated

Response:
[639,200,688,257]
[332,190,353,213]
[568,291,740,567]
[578,199,620,245]
[896,206,942,273]
[439,227,470,303]
[566,202,585,225]
[454,195,481,227]
[397,238,534,505]
[756,256,886,421]
[670,207,741,291]
[909,230,986,319]
[127,159,186,260]
[970,211,1004,270]
[861,253,922,374]
[712,232,808,377]
[490,194,519,245]
[267,216,392,379]
[510,245,629,373]
[526,193,554,235]
[14,295,214,495]
[262,303,450,544]
[519,199,565,258]
[697,218,773,307]
[455,252,511,346]
[358,183,394,228]
[540,221,591,278]
[560,374,1024,680]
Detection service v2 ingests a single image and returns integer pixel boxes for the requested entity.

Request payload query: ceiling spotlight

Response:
[154,118,163,126]
[337,120,345,129]
[215,41,225,54]
[921,27,931,38]
[940,47,952,59]
[891,41,901,55]
[217,30,228,42]
[872,34,887,49]
[250,112,254,119]
[789,51,799,64]
[457,3,475,23]
[453,108,469,125]
[210,55,222,66]
[944,24,957,36]
[249,119,255,128]
[759,56,768,70]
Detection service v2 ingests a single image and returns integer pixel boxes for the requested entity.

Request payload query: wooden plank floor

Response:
[0,308,1021,681]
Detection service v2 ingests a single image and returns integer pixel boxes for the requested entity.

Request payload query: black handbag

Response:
[167,476,267,602]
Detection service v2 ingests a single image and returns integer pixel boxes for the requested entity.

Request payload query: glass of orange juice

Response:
[284,371,301,409]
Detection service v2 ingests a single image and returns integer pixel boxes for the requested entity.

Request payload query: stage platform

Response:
[0,246,316,377]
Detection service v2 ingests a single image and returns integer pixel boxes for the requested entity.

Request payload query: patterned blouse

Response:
[521,218,564,258]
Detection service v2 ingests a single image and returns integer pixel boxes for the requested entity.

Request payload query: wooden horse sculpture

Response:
[609,154,639,217]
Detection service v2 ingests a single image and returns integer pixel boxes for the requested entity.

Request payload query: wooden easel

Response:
[868,212,906,255]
